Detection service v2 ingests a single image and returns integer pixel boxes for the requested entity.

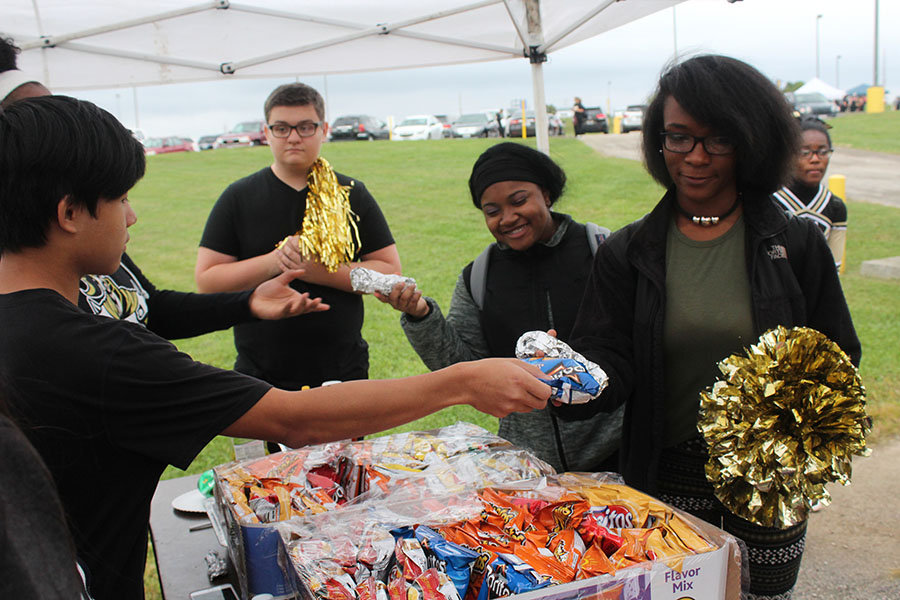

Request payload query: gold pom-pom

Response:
[293,157,360,272]
[697,325,871,528]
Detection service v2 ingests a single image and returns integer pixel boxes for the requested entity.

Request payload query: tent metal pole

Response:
[525,0,549,155]
[531,60,549,155]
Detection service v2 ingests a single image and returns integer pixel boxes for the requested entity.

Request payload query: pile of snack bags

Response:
[214,424,737,600]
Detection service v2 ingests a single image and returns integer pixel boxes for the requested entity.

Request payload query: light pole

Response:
[836,54,842,88]
[816,14,823,79]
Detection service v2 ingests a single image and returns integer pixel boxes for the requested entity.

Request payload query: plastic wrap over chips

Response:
[350,267,417,296]
[215,423,554,525]
[698,325,871,529]
[515,331,609,404]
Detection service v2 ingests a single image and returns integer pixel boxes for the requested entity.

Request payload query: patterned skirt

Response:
[656,437,807,600]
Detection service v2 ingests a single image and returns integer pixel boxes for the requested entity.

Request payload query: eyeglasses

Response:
[799,148,833,159]
[660,132,736,155]
[267,121,322,138]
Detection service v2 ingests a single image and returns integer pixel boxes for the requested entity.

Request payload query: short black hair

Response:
[642,54,799,196]
[0,96,146,254]
[468,142,566,208]
[264,83,325,122]
[0,36,20,72]
[798,116,833,147]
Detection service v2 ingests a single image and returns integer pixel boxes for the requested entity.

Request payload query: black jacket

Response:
[568,191,861,493]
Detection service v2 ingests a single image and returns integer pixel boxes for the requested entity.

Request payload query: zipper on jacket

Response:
[545,288,569,472]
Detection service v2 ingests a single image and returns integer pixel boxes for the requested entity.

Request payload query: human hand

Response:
[275,235,313,273]
[249,269,330,320]
[459,358,552,418]
[373,281,429,318]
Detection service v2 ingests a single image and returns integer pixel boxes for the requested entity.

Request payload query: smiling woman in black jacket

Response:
[569,55,860,600]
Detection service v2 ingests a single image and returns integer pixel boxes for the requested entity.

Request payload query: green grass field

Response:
[139,133,900,597]
[829,109,900,154]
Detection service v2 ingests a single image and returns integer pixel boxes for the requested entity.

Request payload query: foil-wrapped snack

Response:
[350,267,416,295]
[516,331,609,403]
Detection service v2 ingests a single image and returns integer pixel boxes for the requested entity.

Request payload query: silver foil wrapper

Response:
[515,331,609,403]
[350,267,416,295]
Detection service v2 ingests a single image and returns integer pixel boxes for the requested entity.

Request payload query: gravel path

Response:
[577,132,900,598]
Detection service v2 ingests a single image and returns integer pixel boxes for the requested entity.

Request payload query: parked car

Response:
[391,115,444,141]
[786,92,838,118]
[505,110,564,137]
[450,113,501,138]
[435,114,453,138]
[143,136,195,156]
[330,115,390,141]
[581,107,608,133]
[214,120,268,148]
[621,104,647,133]
[197,134,220,150]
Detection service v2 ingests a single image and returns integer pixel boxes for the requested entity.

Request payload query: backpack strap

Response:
[469,222,610,311]
[585,222,610,254]
[469,243,495,311]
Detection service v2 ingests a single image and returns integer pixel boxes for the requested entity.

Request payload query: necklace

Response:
[673,195,740,227]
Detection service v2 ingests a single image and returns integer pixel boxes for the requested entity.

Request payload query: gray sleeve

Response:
[399,272,491,371]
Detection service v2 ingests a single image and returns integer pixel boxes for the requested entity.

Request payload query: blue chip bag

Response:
[415,526,478,600]
[524,357,602,404]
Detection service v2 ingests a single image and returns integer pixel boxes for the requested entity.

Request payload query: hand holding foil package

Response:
[516,331,608,404]
[350,266,416,296]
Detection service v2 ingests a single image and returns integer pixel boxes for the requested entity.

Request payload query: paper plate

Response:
[171,488,208,513]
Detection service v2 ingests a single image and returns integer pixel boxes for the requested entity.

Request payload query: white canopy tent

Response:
[794,78,845,102]
[5,0,693,153]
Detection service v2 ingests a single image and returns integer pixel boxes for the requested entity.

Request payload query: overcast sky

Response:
[67,0,898,140]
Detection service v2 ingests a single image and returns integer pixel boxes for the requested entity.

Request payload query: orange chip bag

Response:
[534,494,589,534]
[578,542,616,578]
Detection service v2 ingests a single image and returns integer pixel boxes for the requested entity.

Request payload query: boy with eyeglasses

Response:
[196,83,401,392]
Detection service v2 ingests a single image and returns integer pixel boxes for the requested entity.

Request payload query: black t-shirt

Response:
[0,289,271,600]
[199,167,395,388]
[573,102,586,123]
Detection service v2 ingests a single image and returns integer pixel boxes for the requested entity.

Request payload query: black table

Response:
[149,474,238,599]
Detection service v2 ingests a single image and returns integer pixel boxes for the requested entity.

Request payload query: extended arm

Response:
[382,273,491,371]
[223,358,552,447]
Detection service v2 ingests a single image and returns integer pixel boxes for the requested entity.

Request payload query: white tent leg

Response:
[531,61,549,155]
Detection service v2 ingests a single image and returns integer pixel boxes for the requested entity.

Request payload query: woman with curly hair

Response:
[569,55,860,599]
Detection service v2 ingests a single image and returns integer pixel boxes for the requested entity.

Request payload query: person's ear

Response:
[541,188,551,208]
[56,195,82,233]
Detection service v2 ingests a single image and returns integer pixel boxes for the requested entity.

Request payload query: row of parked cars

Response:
[144,105,636,156]
[140,121,268,156]
[330,110,568,142]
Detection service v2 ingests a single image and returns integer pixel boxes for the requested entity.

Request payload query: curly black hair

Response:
[642,54,799,196]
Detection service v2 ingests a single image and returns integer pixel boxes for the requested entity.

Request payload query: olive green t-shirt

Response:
[663,215,754,447]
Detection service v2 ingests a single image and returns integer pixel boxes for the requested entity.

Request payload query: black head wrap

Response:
[468,142,566,208]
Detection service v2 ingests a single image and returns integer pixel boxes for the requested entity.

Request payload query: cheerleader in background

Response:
[773,117,848,272]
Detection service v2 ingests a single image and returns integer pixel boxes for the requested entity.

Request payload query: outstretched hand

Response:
[373,281,430,318]
[249,269,330,320]
[461,358,553,418]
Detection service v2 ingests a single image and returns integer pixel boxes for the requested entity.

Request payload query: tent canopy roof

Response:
[8,0,683,91]
[794,77,844,101]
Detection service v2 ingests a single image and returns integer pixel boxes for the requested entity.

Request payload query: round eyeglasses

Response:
[267,121,322,138]
[660,132,736,155]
